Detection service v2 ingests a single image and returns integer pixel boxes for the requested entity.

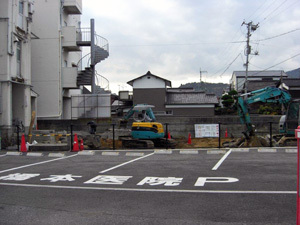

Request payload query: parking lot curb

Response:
[154,150,172,154]
[126,152,145,157]
[102,152,119,156]
[48,153,66,157]
[0,147,298,158]
[6,152,22,156]
[27,153,43,157]
[78,151,95,156]
[231,149,249,152]
[207,150,226,154]
[180,150,198,154]
[258,148,277,153]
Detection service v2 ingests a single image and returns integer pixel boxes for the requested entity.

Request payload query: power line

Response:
[261,0,289,23]
[263,52,300,70]
[250,0,281,22]
[253,28,300,42]
[246,52,300,77]
[245,1,269,21]
[219,53,242,78]
[264,0,300,23]
[110,40,246,48]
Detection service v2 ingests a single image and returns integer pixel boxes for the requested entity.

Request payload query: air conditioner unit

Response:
[28,2,34,15]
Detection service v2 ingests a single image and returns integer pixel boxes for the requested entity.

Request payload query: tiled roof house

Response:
[127,71,219,116]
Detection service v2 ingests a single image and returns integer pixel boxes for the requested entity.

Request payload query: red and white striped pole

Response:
[295,126,300,225]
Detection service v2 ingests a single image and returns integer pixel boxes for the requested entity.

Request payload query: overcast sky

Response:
[81,0,300,94]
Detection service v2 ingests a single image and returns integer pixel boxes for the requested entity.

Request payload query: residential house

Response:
[127,71,171,113]
[127,71,219,116]
[282,78,300,99]
[245,80,279,92]
[230,70,287,93]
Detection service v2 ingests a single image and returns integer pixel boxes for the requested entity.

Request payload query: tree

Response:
[221,90,238,108]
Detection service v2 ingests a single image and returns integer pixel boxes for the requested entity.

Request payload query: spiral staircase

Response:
[71,21,110,119]
[76,30,109,87]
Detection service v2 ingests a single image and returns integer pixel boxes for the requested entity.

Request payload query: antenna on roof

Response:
[199,68,207,83]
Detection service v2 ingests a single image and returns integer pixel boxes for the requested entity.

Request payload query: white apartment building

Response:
[31,0,110,121]
[31,0,83,120]
[0,0,35,137]
[0,0,110,147]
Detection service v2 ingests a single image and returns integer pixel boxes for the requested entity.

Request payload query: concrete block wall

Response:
[156,115,282,139]
[36,115,282,140]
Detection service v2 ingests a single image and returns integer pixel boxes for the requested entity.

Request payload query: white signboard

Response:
[194,124,219,138]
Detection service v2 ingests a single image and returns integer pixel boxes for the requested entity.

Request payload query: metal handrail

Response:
[76,52,91,71]
[76,28,109,71]
[95,70,109,91]
[77,28,109,51]
[94,32,109,52]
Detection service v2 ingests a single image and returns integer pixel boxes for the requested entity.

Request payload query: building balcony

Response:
[62,67,78,89]
[63,0,82,14]
[62,26,81,51]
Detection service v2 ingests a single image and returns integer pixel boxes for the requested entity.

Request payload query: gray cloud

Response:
[81,0,300,93]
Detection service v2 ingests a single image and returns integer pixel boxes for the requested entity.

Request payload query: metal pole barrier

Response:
[269,122,272,147]
[17,125,20,151]
[112,123,115,150]
[165,123,169,150]
[298,135,300,225]
[295,126,300,225]
[218,123,221,149]
[70,124,73,151]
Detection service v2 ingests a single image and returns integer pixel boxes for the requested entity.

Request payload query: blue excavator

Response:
[120,104,176,148]
[236,86,300,146]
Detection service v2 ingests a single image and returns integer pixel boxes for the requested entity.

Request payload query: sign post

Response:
[295,126,300,225]
[194,124,219,138]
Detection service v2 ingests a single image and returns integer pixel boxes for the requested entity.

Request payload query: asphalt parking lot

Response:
[0,148,297,225]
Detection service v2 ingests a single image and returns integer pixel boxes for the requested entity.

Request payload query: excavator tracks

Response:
[121,138,155,149]
[121,137,176,149]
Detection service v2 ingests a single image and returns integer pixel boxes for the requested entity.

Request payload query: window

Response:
[18,1,24,29]
[19,1,24,14]
[17,41,21,76]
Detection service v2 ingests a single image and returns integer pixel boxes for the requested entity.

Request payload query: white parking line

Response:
[0,155,6,157]
[0,154,78,174]
[0,182,296,195]
[100,152,155,174]
[212,149,232,171]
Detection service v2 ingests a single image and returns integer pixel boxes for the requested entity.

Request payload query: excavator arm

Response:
[123,104,156,122]
[237,86,291,138]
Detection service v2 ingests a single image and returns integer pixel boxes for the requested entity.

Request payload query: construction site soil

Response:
[98,137,235,149]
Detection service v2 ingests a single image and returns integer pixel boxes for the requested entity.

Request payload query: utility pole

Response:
[199,68,207,83]
[199,68,207,91]
[241,21,259,96]
[90,19,96,94]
